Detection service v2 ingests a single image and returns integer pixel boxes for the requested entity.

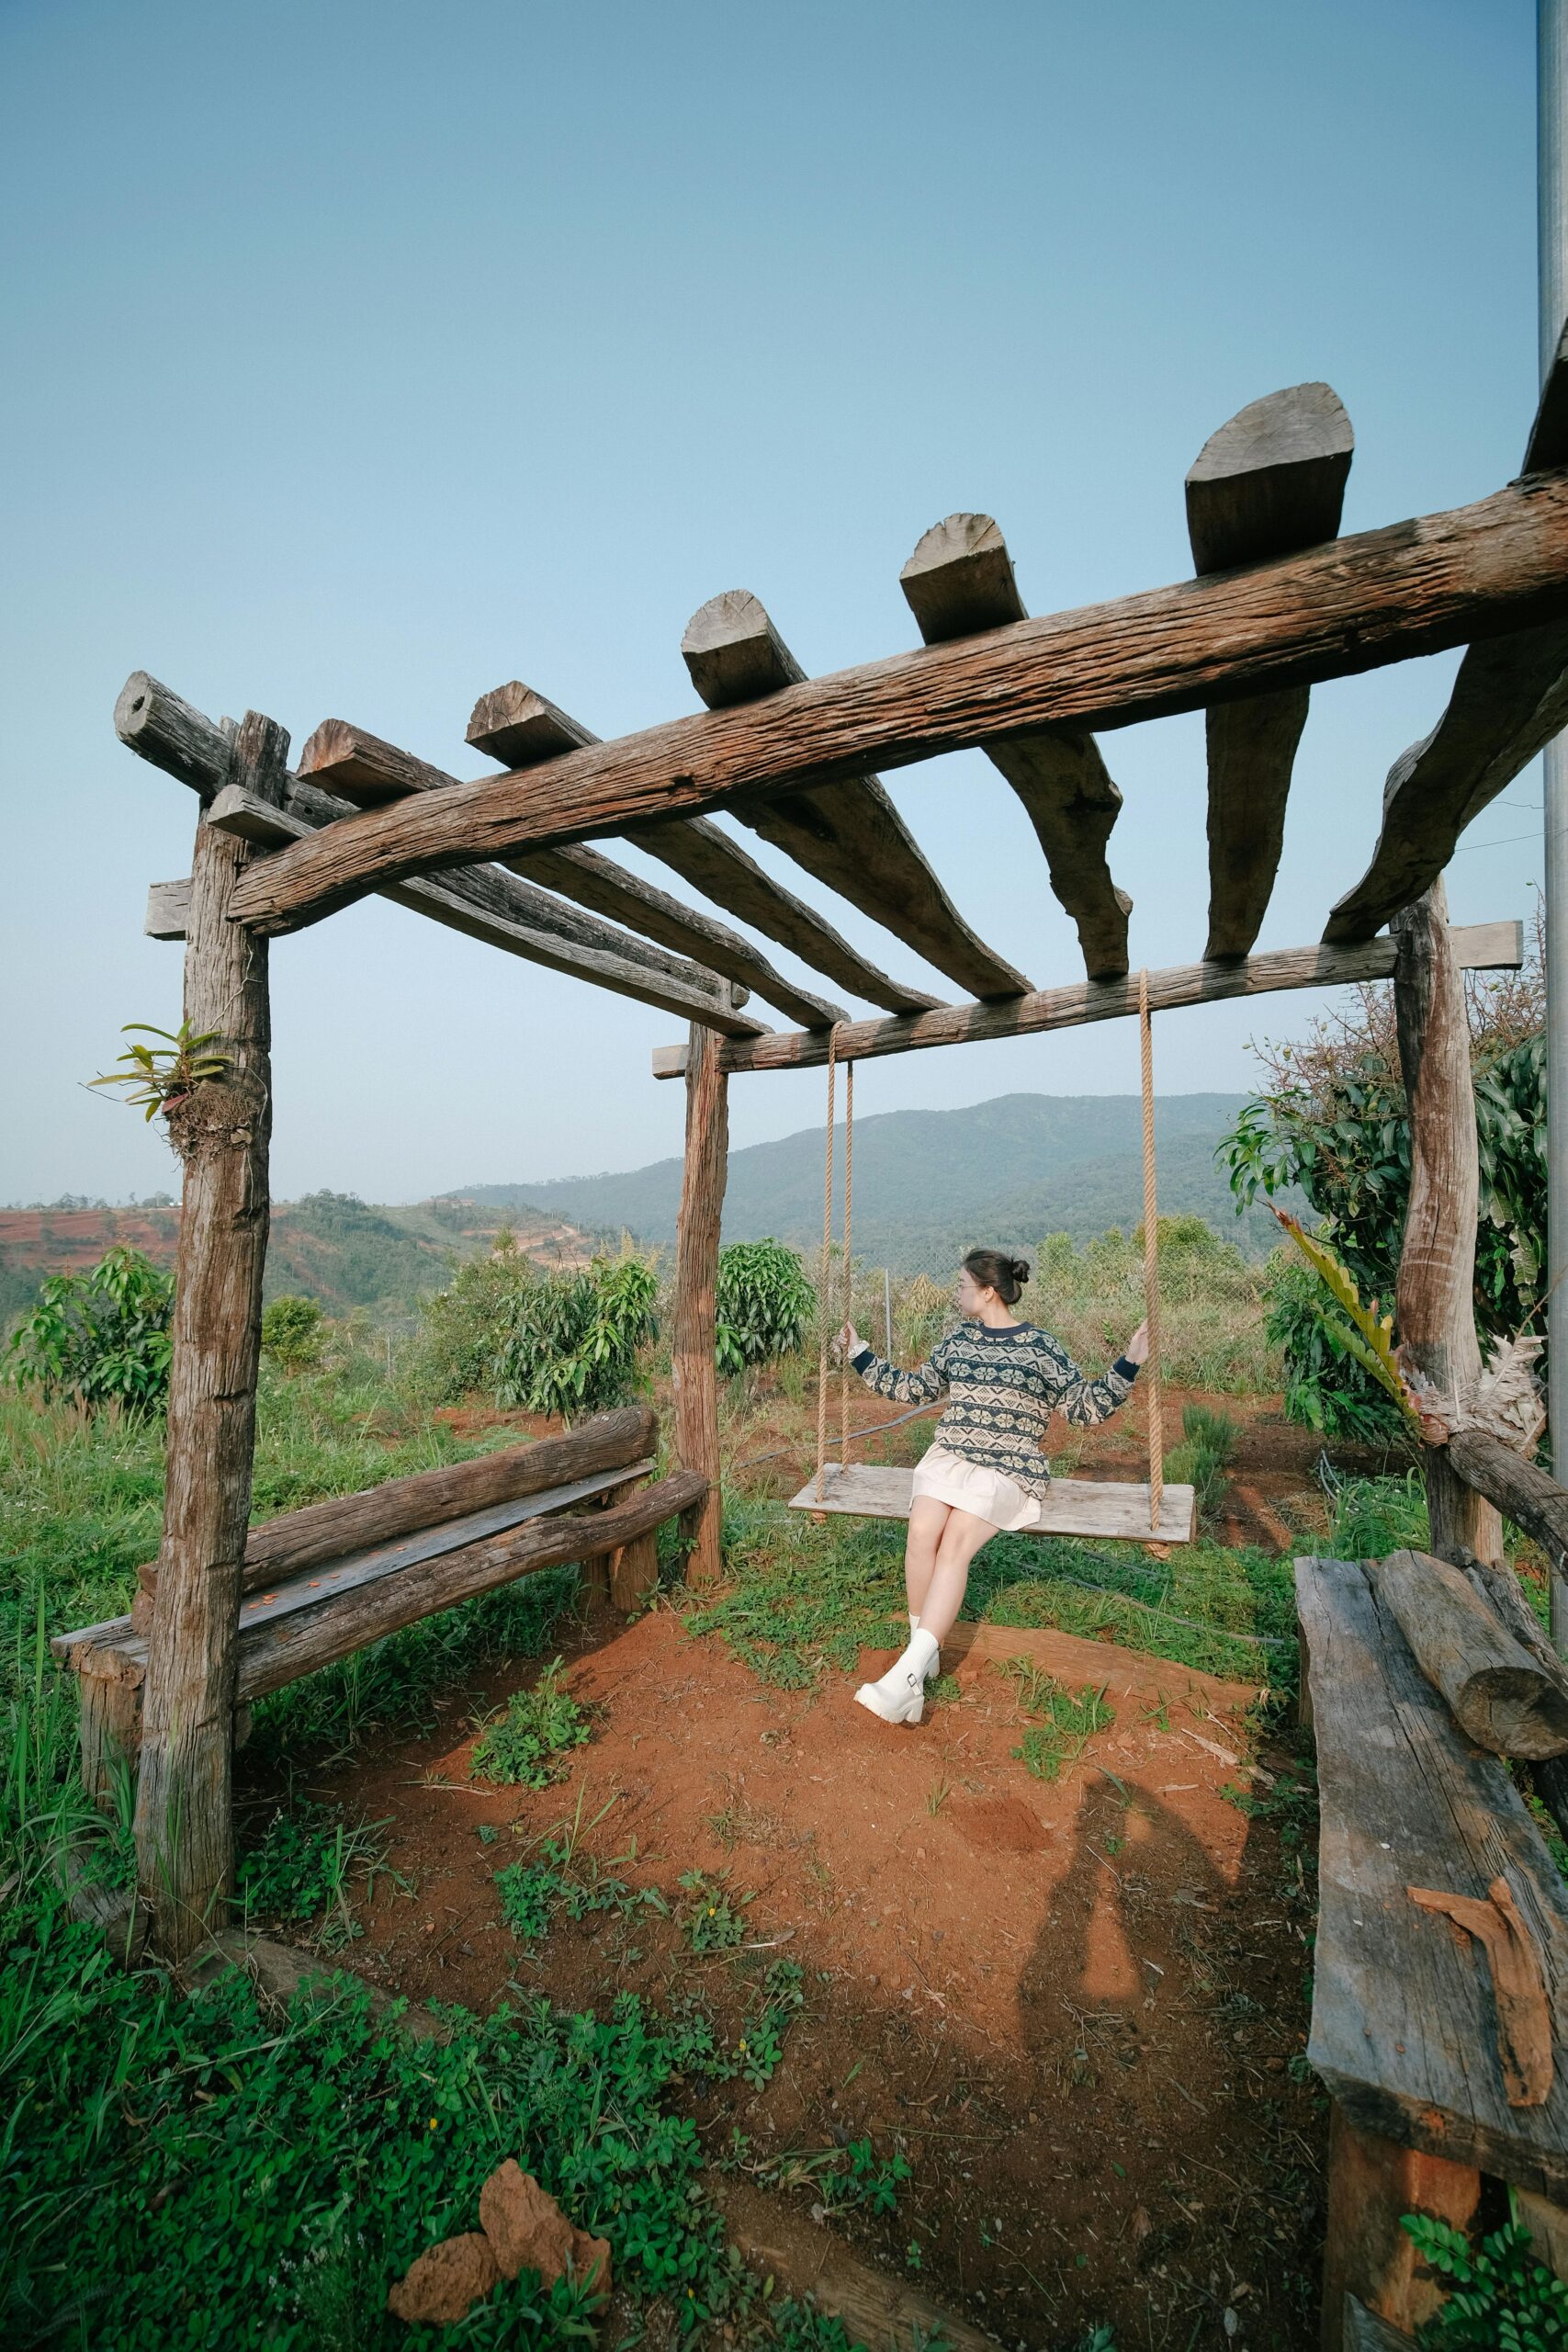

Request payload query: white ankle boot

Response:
[856,1629,939,1724]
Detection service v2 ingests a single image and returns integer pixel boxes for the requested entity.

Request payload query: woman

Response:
[840,1248,1147,1725]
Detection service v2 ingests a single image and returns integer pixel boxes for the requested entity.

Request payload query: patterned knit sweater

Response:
[850,1321,1137,1496]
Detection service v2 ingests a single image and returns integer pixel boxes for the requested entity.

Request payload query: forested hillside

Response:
[467,1091,1290,1269]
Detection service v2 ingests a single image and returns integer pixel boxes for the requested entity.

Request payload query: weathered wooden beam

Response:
[222,468,1568,937]
[123,676,763,1034]
[625,815,941,1015]
[1449,1426,1568,1645]
[209,784,770,1037]
[1364,1548,1568,1758]
[682,590,1031,1000]
[1186,383,1353,959]
[144,877,192,939]
[461,684,846,1027]
[649,920,1524,1078]
[899,514,1131,978]
[132,712,281,1964]
[1393,883,1505,1568]
[1325,324,1568,943]
[138,1405,657,1606]
[671,1023,728,1585]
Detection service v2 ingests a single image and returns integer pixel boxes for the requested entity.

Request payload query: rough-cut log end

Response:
[145,878,193,940]
[468,682,598,768]
[1186,381,1354,572]
[297,718,430,805]
[900,514,1026,643]
[115,673,232,798]
[682,590,802,707]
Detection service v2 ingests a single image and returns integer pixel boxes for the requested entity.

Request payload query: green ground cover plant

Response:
[235,1797,399,1949]
[1003,1660,1114,1782]
[1400,2213,1568,2348]
[469,1657,594,1789]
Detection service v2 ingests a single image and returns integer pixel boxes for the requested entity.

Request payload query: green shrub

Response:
[469,1657,594,1788]
[715,1240,816,1376]
[493,1252,658,1419]
[3,1246,174,1417]
[1400,2212,1568,2347]
[412,1228,537,1401]
[1262,1249,1407,1442]
[260,1294,326,1372]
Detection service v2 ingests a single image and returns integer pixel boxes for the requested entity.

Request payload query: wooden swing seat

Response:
[787,1462,1197,1543]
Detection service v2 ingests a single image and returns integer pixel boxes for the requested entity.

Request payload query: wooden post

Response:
[132,712,281,1962]
[671,1021,728,1584]
[1318,2106,1481,2347]
[1393,880,1506,1568]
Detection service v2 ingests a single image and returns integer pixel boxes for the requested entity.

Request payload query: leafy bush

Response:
[715,1240,816,1376]
[493,1252,658,1419]
[412,1228,537,1400]
[1261,1250,1407,1442]
[260,1294,326,1372]
[1401,2212,1568,2348]
[469,1657,594,1789]
[3,1246,174,1417]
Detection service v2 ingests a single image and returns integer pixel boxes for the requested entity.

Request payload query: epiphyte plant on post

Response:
[87,1022,231,1122]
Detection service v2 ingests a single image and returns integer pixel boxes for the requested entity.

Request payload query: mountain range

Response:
[465,1091,1287,1272]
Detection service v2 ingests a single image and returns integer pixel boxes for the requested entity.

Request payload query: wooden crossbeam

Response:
[1325,327,1568,943]
[1186,383,1353,959]
[681,590,1031,1000]
[649,921,1524,1078]
[118,677,766,1036]
[209,785,770,1035]
[222,469,1568,939]
[899,514,1131,978]
[468,682,932,1018]
[623,815,941,1016]
[302,706,843,1030]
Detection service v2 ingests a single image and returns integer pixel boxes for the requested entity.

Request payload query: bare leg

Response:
[905,1497,951,1623]
[915,1507,998,1645]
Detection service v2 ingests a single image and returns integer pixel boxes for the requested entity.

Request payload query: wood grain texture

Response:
[683,589,1031,999]
[1393,885,1504,1568]
[786,1462,1198,1543]
[132,714,281,1963]
[136,1407,657,1601]
[463,681,844,1026]
[626,814,940,1014]
[1325,329,1568,944]
[1187,384,1353,960]
[1449,1429,1568,1650]
[1342,2296,1418,2352]
[650,922,1524,1078]
[1365,1547,1568,1757]
[1297,1555,1568,2196]
[900,515,1132,978]
[1320,2109,1478,2346]
[116,673,243,802]
[144,877,192,939]
[1405,1877,1553,2107]
[222,470,1568,937]
[209,784,768,1036]
[671,1023,728,1584]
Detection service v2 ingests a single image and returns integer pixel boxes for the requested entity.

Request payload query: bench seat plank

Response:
[1299,1555,1568,2199]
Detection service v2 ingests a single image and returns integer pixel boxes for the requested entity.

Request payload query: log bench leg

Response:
[1320,2105,1481,2347]
[79,1663,145,1811]
[610,1530,660,1613]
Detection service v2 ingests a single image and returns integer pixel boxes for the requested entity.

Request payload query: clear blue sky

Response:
[0,0,1544,1204]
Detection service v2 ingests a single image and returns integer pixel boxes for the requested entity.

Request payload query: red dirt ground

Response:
[260,1595,1326,2350]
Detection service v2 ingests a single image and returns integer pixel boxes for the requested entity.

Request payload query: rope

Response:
[840,1057,854,1476]
[814,1024,838,1502]
[1139,967,1165,1533]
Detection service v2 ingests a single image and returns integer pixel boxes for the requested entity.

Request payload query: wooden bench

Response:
[54,1405,704,1804]
[1297,1555,1568,2346]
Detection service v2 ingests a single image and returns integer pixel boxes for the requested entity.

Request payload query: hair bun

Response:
[1009,1255,1031,1287]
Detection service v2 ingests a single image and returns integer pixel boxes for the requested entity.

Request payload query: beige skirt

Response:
[910,1444,1043,1532]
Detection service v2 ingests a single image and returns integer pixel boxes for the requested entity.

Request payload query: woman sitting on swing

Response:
[840,1247,1147,1725]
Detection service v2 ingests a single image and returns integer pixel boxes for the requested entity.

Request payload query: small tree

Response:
[260,1294,326,1372]
[715,1239,817,1376]
[4,1244,175,1416]
[492,1252,659,1419]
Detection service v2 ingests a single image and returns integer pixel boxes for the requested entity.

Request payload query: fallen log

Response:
[1366,1549,1568,1759]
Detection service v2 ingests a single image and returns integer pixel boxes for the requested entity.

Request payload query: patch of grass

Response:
[1003,1659,1113,1782]
[1164,1403,1239,1520]
[469,1657,593,1789]
[235,1797,400,1948]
